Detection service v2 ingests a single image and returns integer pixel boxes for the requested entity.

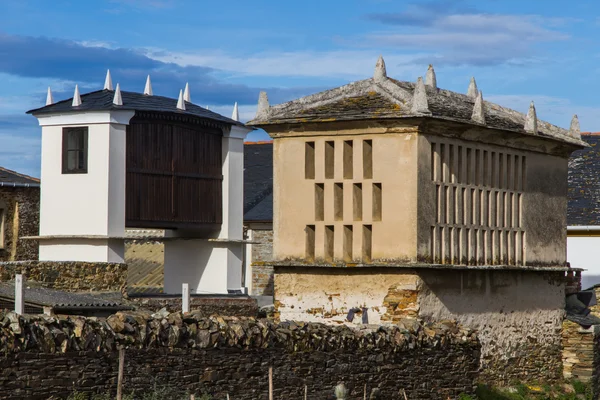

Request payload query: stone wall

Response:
[127,296,258,317]
[562,320,596,382]
[0,187,39,262]
[251,228,274,296]
[274,266,565,386]
[0,261,127,292]
[0,311,480,399]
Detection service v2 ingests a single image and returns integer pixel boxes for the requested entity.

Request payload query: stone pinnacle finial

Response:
[46,87,54,106]
[569,114,581,138]
[144,75,153,95]
[411,77,430,114]
[104,69,113,91]
[72,85,81,107]
[256,91,270,119]
[183,82,191,102]
[425,64,437,89]
[374,55,387,82]
[524,101,537,133]
[467,77,478,99]
[113,83,123,106]
[471,90,485,124]
[231,102,239,121]
[177,89,186,110]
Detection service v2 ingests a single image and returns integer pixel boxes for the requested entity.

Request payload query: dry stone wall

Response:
[0,311,480,400]
[0,261,127,292]
[0,187,39,262]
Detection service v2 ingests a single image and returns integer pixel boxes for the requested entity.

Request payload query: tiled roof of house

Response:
[0,283,127,310]
[0,167,40,186]
[248,58,586,148]
[27,89,245,127]
[244,141,273,222]
[568,133,600,225]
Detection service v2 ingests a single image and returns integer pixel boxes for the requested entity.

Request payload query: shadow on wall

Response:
[418,269,565,315]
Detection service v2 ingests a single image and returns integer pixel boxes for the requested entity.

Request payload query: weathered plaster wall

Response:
[0,260,127,292]
[274,266,420,324]
[0,187,39,262]
[0,312,480,400]
[418,269,565,385]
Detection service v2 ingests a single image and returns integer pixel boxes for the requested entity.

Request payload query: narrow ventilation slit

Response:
[353,183,363,221]
[334,182,343,221]
[306,225,315,261]
[362,225,372,263]
[343,140,353,179]
[373,183,382,221]
[325,225,334,262]
[305,141,315,179]
[343,225,353,262]
[315,183,324,221]
[325,141,335,179]
[363,140,373,179]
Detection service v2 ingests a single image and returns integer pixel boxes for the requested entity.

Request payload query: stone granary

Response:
[25,73,252,295]
[248,57,588,384]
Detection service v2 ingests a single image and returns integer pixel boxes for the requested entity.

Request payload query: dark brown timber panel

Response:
[126,112,223,229]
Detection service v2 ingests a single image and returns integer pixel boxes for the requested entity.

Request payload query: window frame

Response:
[62,127,89,174]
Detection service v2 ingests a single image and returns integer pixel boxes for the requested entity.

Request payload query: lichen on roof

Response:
[248,57,586,148]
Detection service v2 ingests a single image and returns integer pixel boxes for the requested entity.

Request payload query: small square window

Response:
[62,127,88,174]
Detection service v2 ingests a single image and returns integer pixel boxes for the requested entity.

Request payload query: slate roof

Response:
[568,133,600,225]
[248,64,586,148]
[244,142,273,222]
[0,167,40,186]
[27,89,245,127]
[0,283,128,310]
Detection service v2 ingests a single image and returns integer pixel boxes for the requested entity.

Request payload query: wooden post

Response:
[117,348,125,400]
[364,384,367,400]
[304,384,307,400]
[226,394,230,400]
[182,283,190,313]
[14,274,23,315]
[268,366,273,400]
[190,395,195,400]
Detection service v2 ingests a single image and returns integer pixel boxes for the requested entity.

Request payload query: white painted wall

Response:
[567,235,600,289]
[35,111,134,262]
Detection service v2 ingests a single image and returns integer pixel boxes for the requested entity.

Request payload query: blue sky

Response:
[1,0,599,177]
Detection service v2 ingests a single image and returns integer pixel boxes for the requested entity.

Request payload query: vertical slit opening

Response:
[325,225,334,262]
[466,148,472,184]
[343,140,353,179]
[315,183,324,221]
[334,183,343,221]
[373,183,382,221]
[353,183,363,221]
[343,225,353,262]
[305,141,315,179]
[457,145,463,183]
[363,140,373,179]
[325,141,335,179]
[431,143,436,181]
[362,225,372,263]
[306,225,315,261]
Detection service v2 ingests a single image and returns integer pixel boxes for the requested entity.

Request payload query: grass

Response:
[458,380,593,400]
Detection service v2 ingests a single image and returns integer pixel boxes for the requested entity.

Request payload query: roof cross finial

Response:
[177,89,186,111]
[256,91,270,119]
[113,83,123,106]
[467,77,478,99]
[104,69,113,91]
[232,102,239,121]
[144,75,153,95]
[425,64,437,89]
[72,85,82,107]
[471,90,485,124]
[524,101,538,133]
[46,87,54,106]
[569,114,581,139]
[183,82,191,102]
[374,55,387,82]
[410,77,430,114]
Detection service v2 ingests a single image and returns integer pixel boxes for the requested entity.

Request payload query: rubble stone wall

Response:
[562,320,596,383]
[0,187,39,262]
[0,312,480,400]
[250,228,274,296]
[0,260,127,292]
